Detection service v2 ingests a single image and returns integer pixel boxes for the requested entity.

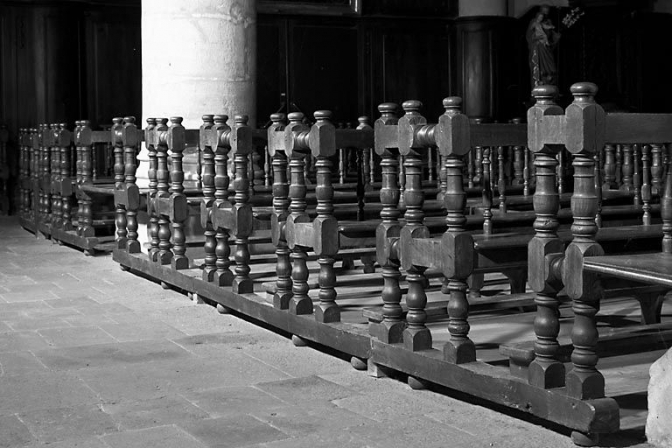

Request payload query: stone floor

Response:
[0,216,653,448]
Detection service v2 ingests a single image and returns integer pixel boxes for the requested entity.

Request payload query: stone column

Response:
[142,0,256,129]
[137,0,256,252]
[138,0,257,187]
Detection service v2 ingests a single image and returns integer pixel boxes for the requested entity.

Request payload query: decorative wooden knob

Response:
[401,100,422,113]
[442,97,462,111]
[234,115,248,125]
[377,103,397,115]
[531,85,558,102]
[201,114,214,123]
[288,112,304,123]
[270,113,285,123]
[213,115,228,125]
[313,110,332,122]
[570,82,598,99]
[170,117,183,125]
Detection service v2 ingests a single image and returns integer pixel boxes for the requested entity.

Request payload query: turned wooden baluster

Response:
[72,122,81,231]
[200,115,217,281]
[31,128,40,220]
[59,123,73,230]
[427,146,435,183]
[527,85,565,388]
[615,144,622,186]
[145,118,160,261]
[651,143,663,196]
[398,153,406,211]
[438,153,447,200]
[302,111,339,322]
[642,145,652,225]
[497,146,507,212]
[481,145,493,234]
[512,118,525,186]
[353,148,364,221]
[399,100,431,352]
[264,146,272,188]
[155,118,173,265]
[523,135,531,196]
[370,103,404,343]
[439,97,475,364]
[122,117,141,254]
[360,116,372,189]
[473,121,483,185]
[338,145,346,185]
[36,125,43,221]
[633,144,642,207]
[557,149,566,196]
[602,143,616,189]
[230,115,254,292]
[662,145,672,254]
[168,117,188,269]
[286,112,312,314]
[621,143,634,192]
[112,117,127,248]
[467,149,474,189]
[212,114,234,285]
[594,151,603,228]
[252,141,265,194]
[268,113,292,309]
[78,121,94,237]
[42,124,53,225]
[562,82,606,401]
[51,124,62,227]
[74,121,82,184]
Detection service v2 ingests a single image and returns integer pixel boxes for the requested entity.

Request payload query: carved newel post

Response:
[200,115,217,281]
[398,100,432,352]
[309,111,338,323]
[527,85,566,388]
[561,82,607,401]
[371,103,403,343]
[268,113,292,309]
[437,97,475,364]
[167,117,189,269]
[285,112,312,315]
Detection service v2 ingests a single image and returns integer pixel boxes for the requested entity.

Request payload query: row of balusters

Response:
[17,123,116,234]
[17,118,671,245]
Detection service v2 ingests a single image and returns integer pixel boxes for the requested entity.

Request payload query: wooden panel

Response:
[256,17,285,125]
[363,0,457,18]
[288,22,359,123]
[370,21,451,121]
[84,7,141,128]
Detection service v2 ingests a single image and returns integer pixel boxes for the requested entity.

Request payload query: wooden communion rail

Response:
[15,82,671,446]
[110,82,671,446]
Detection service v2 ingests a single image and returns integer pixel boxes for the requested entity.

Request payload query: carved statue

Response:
[527,5,561,87]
